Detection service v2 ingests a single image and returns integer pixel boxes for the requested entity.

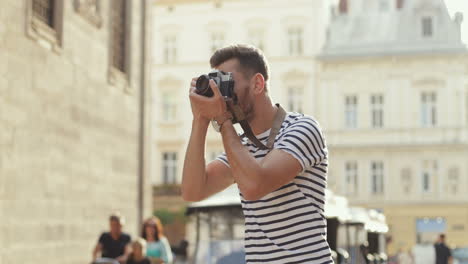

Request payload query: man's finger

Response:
[209,79,222,97]
[189,90,211,103]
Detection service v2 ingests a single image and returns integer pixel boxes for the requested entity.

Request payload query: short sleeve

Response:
[98,233,106,244]
[276,117,328,170]
[123,234,131,244]
[160,237,174,264]
[215,152,230,168]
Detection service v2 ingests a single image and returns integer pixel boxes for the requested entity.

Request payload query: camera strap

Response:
[228,103,286,150]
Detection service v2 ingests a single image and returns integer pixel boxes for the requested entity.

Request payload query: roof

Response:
[186,184,241,213]
[321,0,466,57]
[349,207,389,233]
[186,185,388,233]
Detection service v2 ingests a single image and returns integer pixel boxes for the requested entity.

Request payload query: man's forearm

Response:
[92,244,101,260]
[181,118,210,201]
[220,121,264,199]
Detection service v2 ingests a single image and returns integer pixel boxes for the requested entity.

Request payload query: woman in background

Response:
[141,217,173,264]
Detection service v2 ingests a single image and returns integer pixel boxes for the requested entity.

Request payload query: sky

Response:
[444,0,468,45]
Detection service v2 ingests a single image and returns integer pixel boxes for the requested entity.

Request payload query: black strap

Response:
[229,103,286,150]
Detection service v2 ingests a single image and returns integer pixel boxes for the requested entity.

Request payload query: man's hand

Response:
[182,77,234,202]
[189,78,227,122]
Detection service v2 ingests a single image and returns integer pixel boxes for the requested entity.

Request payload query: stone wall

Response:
[0,1,153,263]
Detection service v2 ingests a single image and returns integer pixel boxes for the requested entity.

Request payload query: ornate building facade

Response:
[318,0,468,254]
[0,1,153,263]
[151,0,331,186]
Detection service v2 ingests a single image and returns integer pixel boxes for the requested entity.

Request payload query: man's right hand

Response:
[189,77,227,123]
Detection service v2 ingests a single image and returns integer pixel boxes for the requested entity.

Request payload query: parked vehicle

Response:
[186,186,389,264]
[453,247,468,264]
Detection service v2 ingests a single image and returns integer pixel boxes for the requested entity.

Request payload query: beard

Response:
[238,85,255,123]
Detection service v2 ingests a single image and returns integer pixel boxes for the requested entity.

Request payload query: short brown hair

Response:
[210,44,270,85]
[109,212,125,225]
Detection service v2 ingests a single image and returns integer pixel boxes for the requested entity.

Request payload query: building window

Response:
[111,0,127,73]
[396,0,404,9]
[287,27,303,56]
[421,92,437,127]
[447,167,459,195]
[288,86,303,113]
[416,218,446,244]
[422,17,433,37]
[211,32,225,54]
[371,94,384,128]
[163,35,177,64]
[466,92,468,125]
[338,0,348,14]
[162,92,177,121]
[345,95,358,128]
[248,28,265,51]
[371,161,384,194]
[74,0,102,27]
[27,0,63,51]
[162,152,178,184]
[345,161,358,195]
[421,160,437,193]
[379,0,389,12]
[401,168,412,194]
[33,0,55,27]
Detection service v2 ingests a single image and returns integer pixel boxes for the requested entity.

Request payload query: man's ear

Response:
[252,73,265,95]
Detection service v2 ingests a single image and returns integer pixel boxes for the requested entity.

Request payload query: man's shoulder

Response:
[283,112,322,131]
[100,232,111,238]
[121,232,131,241]
[99,232,111,242]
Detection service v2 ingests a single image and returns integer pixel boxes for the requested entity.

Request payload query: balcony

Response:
[325,126,468,148]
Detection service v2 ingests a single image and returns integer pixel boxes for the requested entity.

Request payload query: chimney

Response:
[339,0,348,14]
[396,0,404,9]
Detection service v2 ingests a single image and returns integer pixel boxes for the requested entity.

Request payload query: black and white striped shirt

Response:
[217,112,333,264]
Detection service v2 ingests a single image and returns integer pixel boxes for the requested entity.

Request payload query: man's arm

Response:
[181,117,234,201]
[181,78,234,202]
[92,243,102,260]
[220,120,302,201]
[116,244,132,264]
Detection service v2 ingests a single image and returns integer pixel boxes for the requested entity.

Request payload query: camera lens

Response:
[195,75,214,97]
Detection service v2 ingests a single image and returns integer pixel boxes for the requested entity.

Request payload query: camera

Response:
[195,70,235,98]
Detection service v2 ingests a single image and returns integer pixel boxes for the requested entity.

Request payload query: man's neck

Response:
[110,232,121,239]
[249,99,278,135]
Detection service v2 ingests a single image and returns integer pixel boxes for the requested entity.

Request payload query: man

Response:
[182,44,333,263]
[92,213,132,263]
[435,234,452,264]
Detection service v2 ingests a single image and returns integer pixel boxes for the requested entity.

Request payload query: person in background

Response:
[92,213,132,264]
[127,238,151,264]
[397,248,414,264]
[435,234,453,264]
[141,217,173,264]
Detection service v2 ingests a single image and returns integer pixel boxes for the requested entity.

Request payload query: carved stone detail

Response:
[74,0,102,28]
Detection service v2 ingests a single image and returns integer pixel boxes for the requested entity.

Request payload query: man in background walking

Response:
[435,234,453,264]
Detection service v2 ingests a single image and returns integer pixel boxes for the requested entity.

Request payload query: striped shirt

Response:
[217,112,333,264]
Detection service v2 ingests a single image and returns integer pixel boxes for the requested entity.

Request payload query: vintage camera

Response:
[195,70,235,98]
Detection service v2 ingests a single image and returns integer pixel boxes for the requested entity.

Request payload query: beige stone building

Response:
[151,0,331,186]
[0,1,154,263]
[318,0,468,255]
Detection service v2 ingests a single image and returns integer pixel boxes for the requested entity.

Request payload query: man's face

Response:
[110,220,122,235]
[215,58,255,122]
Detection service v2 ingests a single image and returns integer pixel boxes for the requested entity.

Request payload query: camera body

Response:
[195,70,235,98]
